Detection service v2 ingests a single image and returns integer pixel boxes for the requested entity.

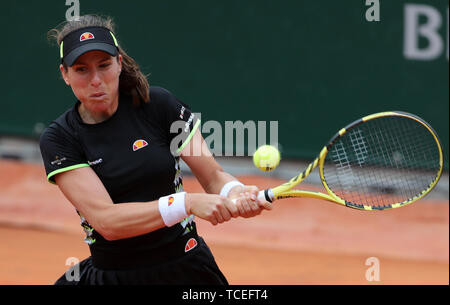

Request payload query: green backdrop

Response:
[1,0,448,167]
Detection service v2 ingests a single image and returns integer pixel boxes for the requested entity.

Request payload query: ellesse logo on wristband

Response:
[168,196,174,206]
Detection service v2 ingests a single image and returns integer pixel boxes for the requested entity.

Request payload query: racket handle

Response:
[231,189,274,204]
[258,189,274,203]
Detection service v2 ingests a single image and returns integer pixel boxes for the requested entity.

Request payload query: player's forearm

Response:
[204,169,240,195]
[96,201,165,241]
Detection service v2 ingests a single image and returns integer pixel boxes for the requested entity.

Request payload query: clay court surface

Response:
[0,160,448,285]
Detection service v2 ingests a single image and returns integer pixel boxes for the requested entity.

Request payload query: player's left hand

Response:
[228,185,273,218]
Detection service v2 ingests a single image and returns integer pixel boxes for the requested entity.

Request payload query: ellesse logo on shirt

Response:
[132,139,148,151]
[185,238,198,253]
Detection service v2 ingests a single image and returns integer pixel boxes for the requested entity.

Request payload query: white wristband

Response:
[158,192,188,227]
[219,180,244,197]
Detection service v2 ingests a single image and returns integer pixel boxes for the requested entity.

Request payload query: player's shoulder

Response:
[148,86,177,105]
[39,106,79,147]
[147,86,191,110]
[141,86,180,114]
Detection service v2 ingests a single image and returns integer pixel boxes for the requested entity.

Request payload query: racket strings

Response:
[323,116,441,208]
[364,119,437,205]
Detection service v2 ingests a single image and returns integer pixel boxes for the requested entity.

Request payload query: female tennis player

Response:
[40,15,272,285]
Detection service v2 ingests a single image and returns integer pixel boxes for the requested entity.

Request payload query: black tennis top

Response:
[39,86,199,254]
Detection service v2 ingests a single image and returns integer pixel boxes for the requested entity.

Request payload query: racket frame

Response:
[261,111,444,211]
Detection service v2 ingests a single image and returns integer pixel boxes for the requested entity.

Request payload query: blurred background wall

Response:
[0,0,448,286]
[0,0,448,165]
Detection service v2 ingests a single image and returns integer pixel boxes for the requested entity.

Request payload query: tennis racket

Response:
[256,111,444,211]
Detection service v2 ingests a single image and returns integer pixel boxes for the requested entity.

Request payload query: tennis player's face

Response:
[61,50,122,115]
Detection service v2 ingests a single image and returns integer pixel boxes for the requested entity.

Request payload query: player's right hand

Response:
[185,193,239,226]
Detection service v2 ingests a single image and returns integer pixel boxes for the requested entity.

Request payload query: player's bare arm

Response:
[54,165,243,240]
[180,128,272,218]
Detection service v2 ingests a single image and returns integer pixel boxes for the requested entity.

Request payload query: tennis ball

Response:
[253,145,281,172]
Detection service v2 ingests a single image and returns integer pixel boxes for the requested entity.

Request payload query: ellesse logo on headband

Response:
[80,32,95,42]
[133,139,148,151]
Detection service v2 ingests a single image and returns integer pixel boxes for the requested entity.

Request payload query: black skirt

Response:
[55,234,228,285]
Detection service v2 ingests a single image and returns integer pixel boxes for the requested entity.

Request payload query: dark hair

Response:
[47,15,150,105]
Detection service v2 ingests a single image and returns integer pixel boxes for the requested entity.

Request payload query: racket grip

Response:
[258,189,274,203]
[231,189,274,204]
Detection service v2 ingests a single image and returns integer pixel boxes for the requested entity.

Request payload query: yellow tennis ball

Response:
[253,145,281,172]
